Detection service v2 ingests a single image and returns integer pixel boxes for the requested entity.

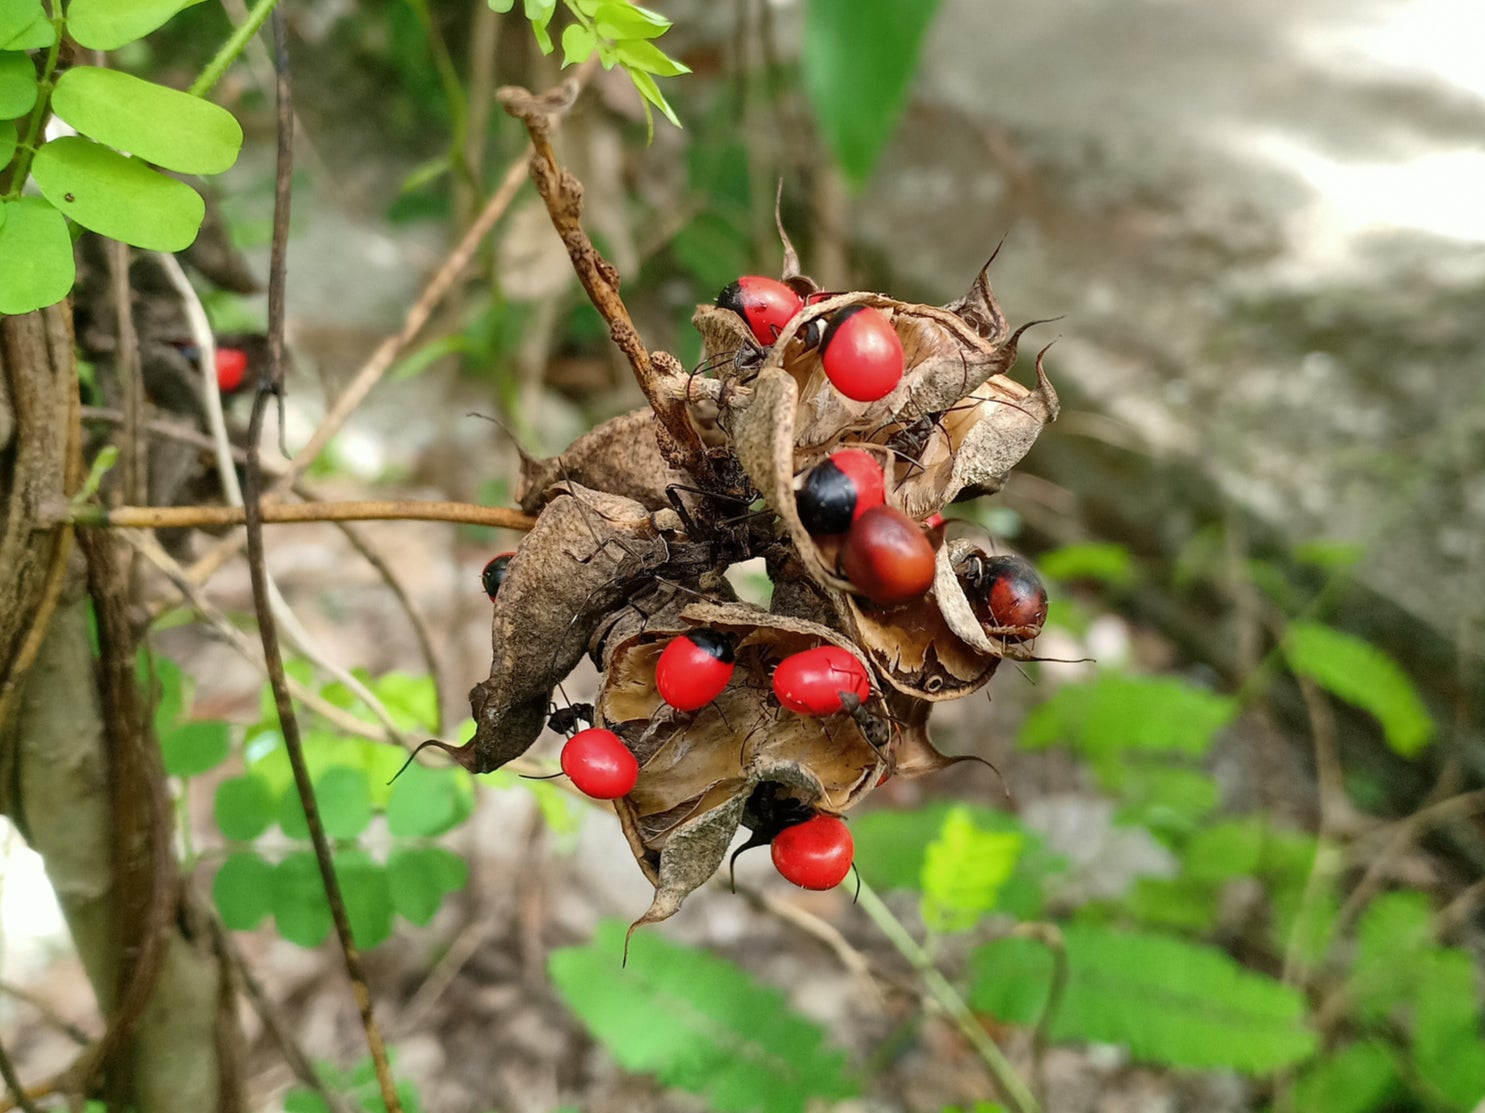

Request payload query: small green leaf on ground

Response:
[1289,1040,1399,1113]
[31,136,205,251]
[386,762,472,837]
[969,925,1317,1073]
[315,765,374,839]
[215,774,276,841]
[550,919,858,1113]
[0,51,37,116]
[160,718,230,778]
[388,846,468,925]
[920,806,1021,933]
[51,67,242,175]
[271,851,333,947]
[64,0,186,51]
[803,0,944,187]
[336,849,392,949]
[213,851,274,930]
[1018,674,1237,759]
[0,198,74,314]
[1283,622,1432,756]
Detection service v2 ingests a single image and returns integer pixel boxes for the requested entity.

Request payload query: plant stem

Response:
[61,499,537,531]
[189,0,282,98]
[854,881,1043,1113]
[1,15,63,200]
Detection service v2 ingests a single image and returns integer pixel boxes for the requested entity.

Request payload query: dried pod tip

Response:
[840,505,937,606]
[481,551,516,600]
[560,728,639,799]
[771,814,854,890]
[717,276,803,348]
[964,554,1048,640]
[795,449,886,536]
[820,305,903,403]
[772,645,871,716]
[655,630,736,712]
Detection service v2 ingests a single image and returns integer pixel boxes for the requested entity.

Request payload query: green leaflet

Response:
[550,920,857,1113]
[51,67,242,175]
[0,51,38,117]
[969,925,1317,1074]
[803,0,944,188]
[213,851,275,930]
[0,197,74,314]
[920,806,1022,933]
[65,0,186,50]
[0,0,44,47]
[32,136,205,251]
[1018,673,1237,760]
[1283,622,1433,756]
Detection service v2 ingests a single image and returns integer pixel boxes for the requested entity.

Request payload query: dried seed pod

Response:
[516,408,695,514]
[932,538,1043,662]
[600,602,888,931]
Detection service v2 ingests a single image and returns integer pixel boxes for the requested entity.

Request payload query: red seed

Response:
[840,505,937,605]
[772,645,871,716]
[969,554,1048,640]
[820,306,903,402]
[560,728,638,799]
[795,448,886,535]
[771,815,853,890]
[717,276,804,347]
[215,347,249,393]
[655,630,736,711]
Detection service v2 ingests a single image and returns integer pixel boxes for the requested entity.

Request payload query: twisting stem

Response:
[497,77,713,482]
[855,881,1042,1113]
[62,499,536,531]
[245,14,402,1111]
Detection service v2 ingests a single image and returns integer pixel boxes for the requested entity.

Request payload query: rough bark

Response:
[0,308,242,1112]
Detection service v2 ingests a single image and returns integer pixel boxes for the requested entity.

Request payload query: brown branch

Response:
[63,499,537,531]
[497,78,712,482]
[0,1037,41,1113]
[251,14,401,1111]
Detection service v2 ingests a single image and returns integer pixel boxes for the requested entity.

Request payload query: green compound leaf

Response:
[213,851,274,930]
[595,2,669,40]
[0,0,46,48]
[32,136,205,251]
[1283,622,1433,757]
[1018,674,1237,762]
[160,718,230,778]
[386,761,473,838]
[315,765,374,840]
[387,846,468,925]
[271,851,333,947]
[0,51,37,116]
[1289,1040,1400,1113]
[0,118,13,168]
[550,919,858,1113]
[65,0,186,51]
[214,774,276,842]
[51,67,242,175]
[336,849,393,949]
[803,0,944,188]
[1414,948,1485,1107]
[615,38,688,77]
[278,781,311,840]
[560,22,596,66]
[524,0,557,53]
[1038,542,1137,587]
[969,926,1317,1073]
[1350,889,1433,1024]
[920,806,1022,933]
[0,197,74,314]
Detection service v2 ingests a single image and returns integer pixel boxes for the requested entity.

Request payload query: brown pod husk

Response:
[602,602,887,929]
[455,484,674,774]
[879,686,1005,783]
[516,407,695,514]
[840,589,1002,700]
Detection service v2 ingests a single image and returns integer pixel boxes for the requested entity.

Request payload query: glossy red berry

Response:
[795,449,886,536]
[840,505,937,605]
[481,552,515,600]
[820,306,903,402]
[771,815,853,890]
[215,347,249,393]
[717,276,804,347]
[969,554,1048,640]
[560,728,638,799]
[772,645,871,716]
[655,630,736,711]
